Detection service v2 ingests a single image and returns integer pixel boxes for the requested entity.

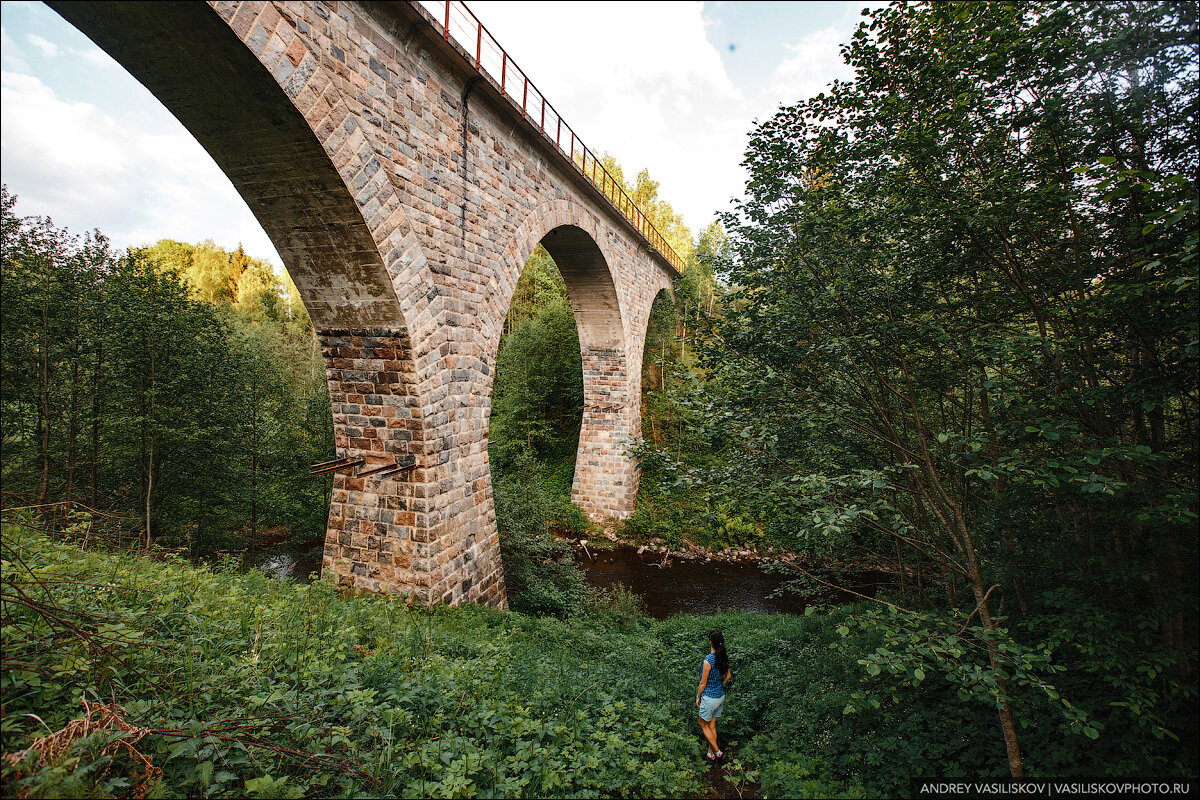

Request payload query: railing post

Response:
[428,0,683,271]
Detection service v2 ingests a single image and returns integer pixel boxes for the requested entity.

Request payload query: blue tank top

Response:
[701,652,725,699]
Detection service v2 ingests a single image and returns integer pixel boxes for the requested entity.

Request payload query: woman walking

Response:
[696,630,732,761]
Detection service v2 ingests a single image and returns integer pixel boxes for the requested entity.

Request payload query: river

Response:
[579,545,889,619]
[257,542,890,619]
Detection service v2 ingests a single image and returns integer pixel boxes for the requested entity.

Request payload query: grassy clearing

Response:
[2,524,866,798]
[6,524,1184,799]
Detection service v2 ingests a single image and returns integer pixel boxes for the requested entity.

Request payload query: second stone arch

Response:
[490,203,673,526]
[541,224,638,521]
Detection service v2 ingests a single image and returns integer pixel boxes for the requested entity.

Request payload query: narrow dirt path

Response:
[700,759,762,799]
[693,734,762,799]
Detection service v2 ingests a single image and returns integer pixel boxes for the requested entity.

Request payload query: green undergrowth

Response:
[3,525,1191,799]
[0,524,878,799]
[1,525,707,799]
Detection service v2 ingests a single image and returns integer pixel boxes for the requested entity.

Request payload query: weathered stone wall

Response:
[50,0,677,606]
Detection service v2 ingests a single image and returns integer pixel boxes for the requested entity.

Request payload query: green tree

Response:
[101,250,238,549]
[184,240,238,305]
[491,294,583,462]
[692,0,1197,777]
[143,238,195,278]
[630,168,694,266]
[234,253,284,323]
[3,191,335,557]
[502,244,568,337]
[1,188,114,509]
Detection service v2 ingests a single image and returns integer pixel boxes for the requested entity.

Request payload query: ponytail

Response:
[709,630,729,677]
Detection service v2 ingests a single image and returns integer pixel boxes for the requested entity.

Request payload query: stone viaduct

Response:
[49,0,681,607]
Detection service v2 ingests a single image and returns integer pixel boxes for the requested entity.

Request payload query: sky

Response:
[0,1,869,266]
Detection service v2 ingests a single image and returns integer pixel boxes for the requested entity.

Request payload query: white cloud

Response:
[767,27,852,105]
[25,32,58,58]
[75,45,113,68]
[0,71,281,263]
[2,1,866,263]
[448,3,864,230]
[1,26,32,73]
[464,1,748,228]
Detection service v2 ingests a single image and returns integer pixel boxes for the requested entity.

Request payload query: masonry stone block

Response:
[51,0,676,607]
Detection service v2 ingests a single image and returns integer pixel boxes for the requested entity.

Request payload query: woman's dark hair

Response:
[709,630,729,677]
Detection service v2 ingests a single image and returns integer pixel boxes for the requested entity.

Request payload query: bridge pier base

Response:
[319,330,506,606]
[572,346,641,521]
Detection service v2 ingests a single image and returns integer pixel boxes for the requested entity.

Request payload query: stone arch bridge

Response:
[50,0,682,607]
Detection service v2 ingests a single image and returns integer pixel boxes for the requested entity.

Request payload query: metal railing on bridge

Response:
[413,0,685,274]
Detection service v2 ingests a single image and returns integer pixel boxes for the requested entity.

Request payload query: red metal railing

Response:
[414,0,685,274]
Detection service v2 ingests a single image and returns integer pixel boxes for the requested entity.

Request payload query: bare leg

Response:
[698,717,720,756]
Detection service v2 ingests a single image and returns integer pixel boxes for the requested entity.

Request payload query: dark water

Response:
[579,545,890,620]
[257,547,323,582]
[255,543,891,620]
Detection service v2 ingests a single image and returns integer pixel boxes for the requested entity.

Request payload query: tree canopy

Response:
[1,187,333,557]
[671,0,1198,777]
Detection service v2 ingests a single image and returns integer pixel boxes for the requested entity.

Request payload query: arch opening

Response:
[485,223,632,513]
[641,287,679,399]
[490,243,584,470]
[486,222,638,611]
[47,1,430,596]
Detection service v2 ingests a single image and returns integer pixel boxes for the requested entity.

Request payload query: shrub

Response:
[490,448,589,617]
[548,500,591,539]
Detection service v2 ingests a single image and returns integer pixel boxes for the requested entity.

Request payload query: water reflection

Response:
[254,543,890,620]
[580,545,889,620]
[255,547,322,583]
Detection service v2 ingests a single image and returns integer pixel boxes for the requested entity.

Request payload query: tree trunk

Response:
[662,339,668,390]
[66,353,79,504]
[143,324,155,553]
[144,443,153,552]
[976,590,1024,777]
[38,297,51,506]
[90,341,103,508]
[248,372,259,561]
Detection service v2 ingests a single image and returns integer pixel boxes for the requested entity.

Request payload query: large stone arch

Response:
[47,1,447,596]
[48,1,433,332]
[45,0,684,606]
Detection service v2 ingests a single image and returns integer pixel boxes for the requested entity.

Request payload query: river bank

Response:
[574,542,891,619]
[253,535,893,619]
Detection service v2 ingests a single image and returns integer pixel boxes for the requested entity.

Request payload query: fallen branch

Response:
[2,699,161,800]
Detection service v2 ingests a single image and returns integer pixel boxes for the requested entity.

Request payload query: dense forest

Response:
[0,187,334,557]
[2,1,1197,797]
